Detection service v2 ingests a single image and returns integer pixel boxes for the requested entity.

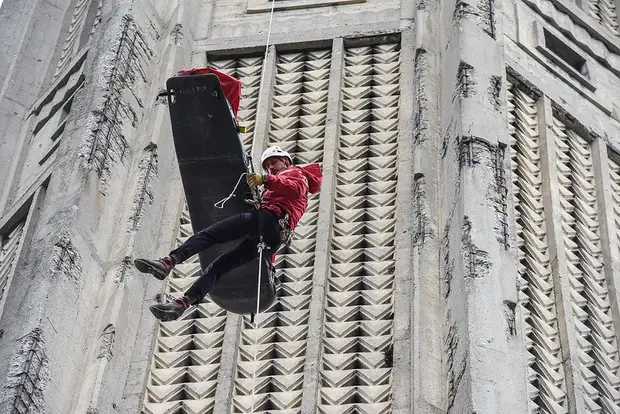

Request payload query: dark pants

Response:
[170,209,281,304]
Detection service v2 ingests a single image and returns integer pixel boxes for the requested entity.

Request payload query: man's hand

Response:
[247,172,268,188]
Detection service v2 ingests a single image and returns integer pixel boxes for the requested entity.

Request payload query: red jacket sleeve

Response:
[266,168,308,197]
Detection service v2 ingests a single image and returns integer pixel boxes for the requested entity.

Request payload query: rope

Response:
[254,0,277,137]
[249,195,268,413]
[213,172,248,209]
[250,1,277,411]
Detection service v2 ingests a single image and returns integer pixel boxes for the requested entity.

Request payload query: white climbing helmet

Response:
[261,146,293,169]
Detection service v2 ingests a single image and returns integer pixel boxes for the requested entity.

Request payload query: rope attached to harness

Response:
[213,172,248,209]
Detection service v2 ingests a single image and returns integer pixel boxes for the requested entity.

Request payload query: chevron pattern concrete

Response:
[142,207,229,414]
[317,43,399,414]
[267,49,332,164]
[53,0,100,80]
[0,221,25,318]
[210,56,265,152]
[229,49,330,413]
[551,117,620,413]
[508,83,570,413]
[609,156,620,255]
[585,0,619,35]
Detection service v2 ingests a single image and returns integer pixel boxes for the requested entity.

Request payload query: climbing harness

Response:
[278,214,294,246]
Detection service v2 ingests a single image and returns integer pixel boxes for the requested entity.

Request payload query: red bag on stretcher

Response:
[176,67,242,117]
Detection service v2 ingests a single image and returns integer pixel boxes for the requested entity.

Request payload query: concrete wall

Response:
[0,0,75,214]
[0,0,619,412]
[0,0,194,412]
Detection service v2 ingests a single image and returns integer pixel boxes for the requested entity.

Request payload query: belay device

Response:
[164,67,277,315]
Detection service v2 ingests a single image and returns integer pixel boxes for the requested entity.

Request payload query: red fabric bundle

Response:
[176,67,242,117]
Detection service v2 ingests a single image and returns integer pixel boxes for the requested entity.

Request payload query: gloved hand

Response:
[247,172,268,188]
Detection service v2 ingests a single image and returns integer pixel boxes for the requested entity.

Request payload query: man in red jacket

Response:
[134,146,322,321]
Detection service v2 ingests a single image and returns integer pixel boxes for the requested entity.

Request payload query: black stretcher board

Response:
[166,74,276,314]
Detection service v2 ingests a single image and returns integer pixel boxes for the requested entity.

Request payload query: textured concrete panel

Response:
[2,0,620,412]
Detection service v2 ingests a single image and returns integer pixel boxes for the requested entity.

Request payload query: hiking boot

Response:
[134,256,175,280]
[149,297,190,321]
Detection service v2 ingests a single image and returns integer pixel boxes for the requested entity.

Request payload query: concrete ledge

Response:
[197,21,400,53]
[247,0,366,14]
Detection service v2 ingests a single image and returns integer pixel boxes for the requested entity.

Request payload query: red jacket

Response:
[263,164,322,230]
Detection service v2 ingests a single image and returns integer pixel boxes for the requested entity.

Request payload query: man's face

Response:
[264,157,288,175]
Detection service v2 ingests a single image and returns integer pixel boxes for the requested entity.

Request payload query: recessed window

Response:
[543,29,588,76]
[532,22,594,91]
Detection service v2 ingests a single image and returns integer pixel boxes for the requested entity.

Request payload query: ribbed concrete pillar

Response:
[391,25,416,414]
[407,0,444,411]
[299,37,343,413]
[84,1,199,411]
[439,0,526,412]
[212,312,242,414]
[251,45,277,168]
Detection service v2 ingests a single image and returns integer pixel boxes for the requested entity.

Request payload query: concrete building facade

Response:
[0,0,619,412]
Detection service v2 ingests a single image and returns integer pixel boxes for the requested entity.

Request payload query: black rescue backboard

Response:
[166,74,275,314]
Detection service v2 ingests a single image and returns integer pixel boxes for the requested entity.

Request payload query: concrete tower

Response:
[1,0,619,412]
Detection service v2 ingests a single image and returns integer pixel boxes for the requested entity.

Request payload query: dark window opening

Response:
[59,98,73,125]
[543,29,588,76]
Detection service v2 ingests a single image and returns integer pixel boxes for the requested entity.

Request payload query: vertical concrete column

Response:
[403,0,444,411]
[439,0,527,412]
[591,139,620,339]
[212,313,242,414]
[251,45,277,169]
[87,1,202,411]
[299,37,343,413]
[391,25,415,414]
[537,96,586,413]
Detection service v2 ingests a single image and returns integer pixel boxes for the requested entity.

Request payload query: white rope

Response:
[254,0,277,145]
[250,1,277,410]
[250,243,266,411]
[213,172,247,209]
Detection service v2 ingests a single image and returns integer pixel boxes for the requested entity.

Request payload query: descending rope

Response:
[250,1,278,411]
[254,0,277,135]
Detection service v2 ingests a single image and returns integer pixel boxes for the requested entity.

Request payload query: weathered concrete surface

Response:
[502,0,620,152]
[0,0,188,412]
[439,0,527,412]
[0,0,75,215]
[408,1,444,413]
[1,0,620,412]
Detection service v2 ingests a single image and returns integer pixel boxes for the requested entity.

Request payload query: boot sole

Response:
[149,305,184,322]
[134,259,169,280]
